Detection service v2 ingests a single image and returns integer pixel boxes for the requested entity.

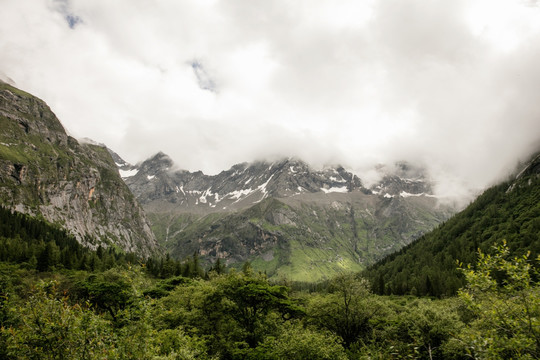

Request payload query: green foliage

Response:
[2,280,116,359]
[255,321,348,360]
[150,328,210,359]
[2,237,539,359]
[152,270,305,358]
[308,274,379,348]
[345,296,465,360]
[365,160,540,297]
[144,251,205,279]
[73,268,137,324]
[218,271,304,347]
[454,241,540,359]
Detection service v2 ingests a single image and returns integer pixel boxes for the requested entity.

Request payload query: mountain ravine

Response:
[0,81,159,257]
[120,152,456,281]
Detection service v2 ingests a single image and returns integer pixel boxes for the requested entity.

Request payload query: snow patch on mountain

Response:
[321,186,348,194]
[119,168,139,178]
[400,191,424,198]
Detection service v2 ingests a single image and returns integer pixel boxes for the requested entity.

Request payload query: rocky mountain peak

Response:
[118,153,373,212]
[0,82,159,256]
[370,161,432,198]
[0,83,68,147]
[138,152,173,175]
[109,150,455,281]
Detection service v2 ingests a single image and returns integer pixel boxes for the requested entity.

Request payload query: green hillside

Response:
[150,193,451,282]
[364,153,540,297]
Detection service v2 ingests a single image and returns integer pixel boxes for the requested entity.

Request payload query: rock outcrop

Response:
[0,81,159,257]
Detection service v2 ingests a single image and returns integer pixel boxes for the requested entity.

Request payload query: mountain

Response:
[120,152,455,281]
[364,151,540,297]
[0,81,158,256]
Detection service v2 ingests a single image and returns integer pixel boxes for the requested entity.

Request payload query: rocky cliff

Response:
[0,81,158,256]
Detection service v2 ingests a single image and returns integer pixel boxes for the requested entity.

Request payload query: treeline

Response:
[0,205,214,278]
[364,163,540,297]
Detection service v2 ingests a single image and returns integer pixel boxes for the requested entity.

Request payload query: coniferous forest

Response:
[1,192,539,359]
[364,162,540,298]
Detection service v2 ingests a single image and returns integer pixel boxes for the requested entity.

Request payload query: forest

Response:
[0,205,539,359]
[365,170,540,298]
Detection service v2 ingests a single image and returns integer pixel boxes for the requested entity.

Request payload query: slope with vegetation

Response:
[1,188,539,359]
[157,193,451,283]
[364,152,540,297]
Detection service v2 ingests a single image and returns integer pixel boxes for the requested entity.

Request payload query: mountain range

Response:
[5,80,535,285]
[118,151,455,281]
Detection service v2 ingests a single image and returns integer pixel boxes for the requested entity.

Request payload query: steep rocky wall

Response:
[0,81,159,257]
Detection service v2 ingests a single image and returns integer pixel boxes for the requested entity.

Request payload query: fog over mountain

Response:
[1,0,539,204]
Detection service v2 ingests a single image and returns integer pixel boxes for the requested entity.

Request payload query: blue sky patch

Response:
[191,61,216,92]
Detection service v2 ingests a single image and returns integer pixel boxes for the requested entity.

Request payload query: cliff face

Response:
[0,81,158,256]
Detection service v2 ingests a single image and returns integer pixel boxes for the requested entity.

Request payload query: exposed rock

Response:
[0,82,159,257]
[119,151,455,281]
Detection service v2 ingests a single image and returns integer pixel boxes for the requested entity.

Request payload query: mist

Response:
[1,0,539,204]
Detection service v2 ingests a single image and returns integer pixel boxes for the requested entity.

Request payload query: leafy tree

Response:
[455,241,540,359]
[308,274,380,348]
[151,328,210,359]
[394,299,464,359]
[73,268,137,324]
[255,321,348,360]
[153,271,304,358]
[2,280,116,359]
[218,271,304,348]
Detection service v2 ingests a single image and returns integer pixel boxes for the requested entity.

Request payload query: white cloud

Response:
[1,0,539,202]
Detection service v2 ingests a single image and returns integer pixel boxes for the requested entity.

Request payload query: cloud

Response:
[0,0,539,203]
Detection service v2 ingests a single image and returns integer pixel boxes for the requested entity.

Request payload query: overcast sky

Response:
[1,0,540,201]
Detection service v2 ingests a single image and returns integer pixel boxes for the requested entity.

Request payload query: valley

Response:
[0,81,538,359]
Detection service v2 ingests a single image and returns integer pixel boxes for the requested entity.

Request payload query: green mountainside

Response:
[364,152,540,297]
[0,81,158,256]
[150,189,452,282]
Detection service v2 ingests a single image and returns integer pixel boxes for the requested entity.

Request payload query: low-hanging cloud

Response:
[0,0,539,203]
